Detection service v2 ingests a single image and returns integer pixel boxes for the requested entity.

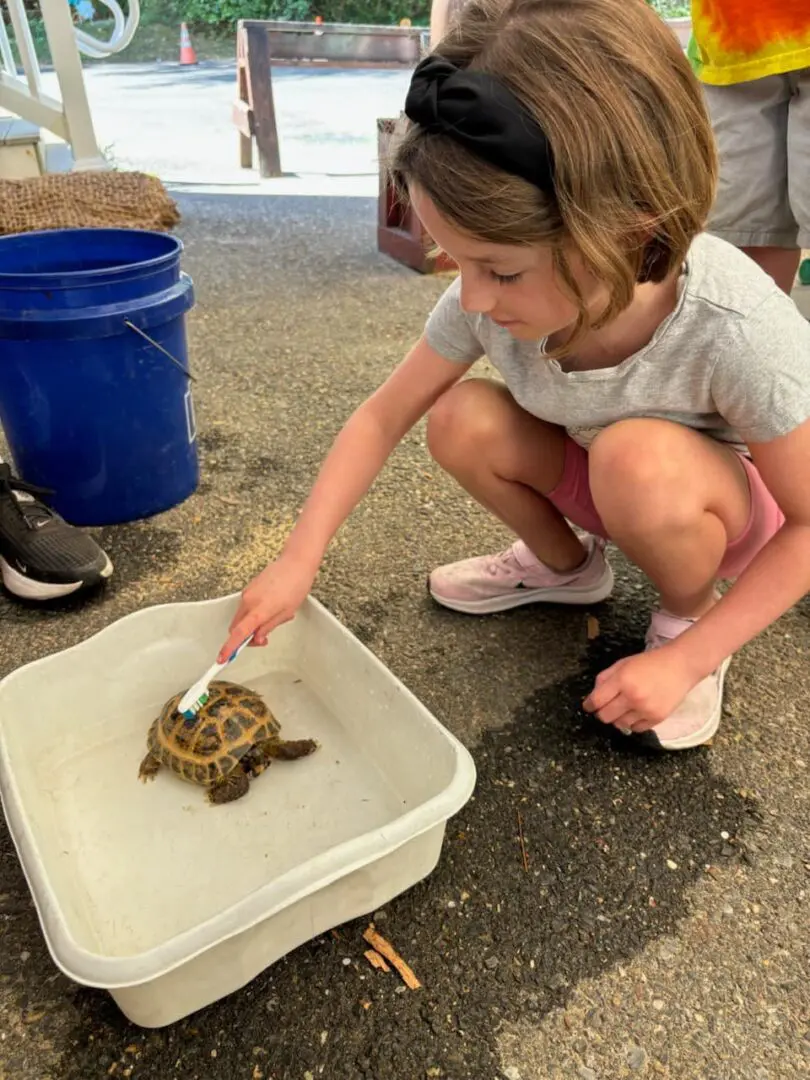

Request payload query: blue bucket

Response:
[0,228,198,526]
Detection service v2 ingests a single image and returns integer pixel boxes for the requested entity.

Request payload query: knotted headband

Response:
[403,55,555,193]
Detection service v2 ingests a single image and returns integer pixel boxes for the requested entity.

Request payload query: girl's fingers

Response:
[254,610,294,646]
[614,710,645,733]
[234,610,292,653]
[222,599,297,661]
[592,694,629,725]
[625,713,661,733]
[219,610,269,662]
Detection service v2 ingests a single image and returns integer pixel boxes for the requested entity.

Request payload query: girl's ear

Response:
[637,235,671,284]
[629,218,670,284]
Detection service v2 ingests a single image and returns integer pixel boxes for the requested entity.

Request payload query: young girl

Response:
[219,0,810,752]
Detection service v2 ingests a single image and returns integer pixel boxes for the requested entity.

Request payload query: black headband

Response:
[403,55,555,193]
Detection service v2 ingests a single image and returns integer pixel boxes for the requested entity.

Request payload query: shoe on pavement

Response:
[628,608,729,751]
[0,463,113,601]
[428,534,614,615]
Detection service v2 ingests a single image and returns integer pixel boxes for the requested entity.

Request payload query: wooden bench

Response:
[233,20,427,178]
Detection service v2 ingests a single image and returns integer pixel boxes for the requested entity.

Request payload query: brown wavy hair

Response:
[391,0,717,350]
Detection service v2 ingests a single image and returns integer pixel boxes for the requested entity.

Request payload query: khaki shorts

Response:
[703,68,810,249]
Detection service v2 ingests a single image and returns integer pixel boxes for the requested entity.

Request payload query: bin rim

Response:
[0,229,184,287]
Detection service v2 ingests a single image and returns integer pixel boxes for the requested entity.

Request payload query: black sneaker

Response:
[0,463,113,600]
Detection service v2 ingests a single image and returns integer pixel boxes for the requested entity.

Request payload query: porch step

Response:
[0,116,41,179]
[0,117,39,144]
[0,116,74,178]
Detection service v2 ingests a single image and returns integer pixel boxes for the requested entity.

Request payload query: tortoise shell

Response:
[146,679,279,786]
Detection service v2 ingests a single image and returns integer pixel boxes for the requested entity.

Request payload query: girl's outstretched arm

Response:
[219,337,471,658]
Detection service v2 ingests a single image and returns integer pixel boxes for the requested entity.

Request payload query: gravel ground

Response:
[0,194,808,1080]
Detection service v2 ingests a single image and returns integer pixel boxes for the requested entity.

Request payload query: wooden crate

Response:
[376,118,456,275]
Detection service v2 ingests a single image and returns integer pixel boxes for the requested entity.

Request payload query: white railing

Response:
[0,0,139,170]
[74,0,139,59]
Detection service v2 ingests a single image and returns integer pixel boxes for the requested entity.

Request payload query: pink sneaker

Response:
[428,535,614,614]
[630,609,730,751]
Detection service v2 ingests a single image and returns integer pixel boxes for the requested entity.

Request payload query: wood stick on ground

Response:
[362,927,421,990]
[517,810,529,872]
[587,615,600,640]
[364,948,391,973]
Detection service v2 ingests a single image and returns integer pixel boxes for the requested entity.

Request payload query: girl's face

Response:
[412,188,608,342]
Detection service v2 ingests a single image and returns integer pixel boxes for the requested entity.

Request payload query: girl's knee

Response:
[426,379,506,464]
[589,420,701,527]
[590,419,680,482]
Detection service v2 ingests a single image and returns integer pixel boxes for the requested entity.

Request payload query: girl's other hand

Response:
[582,645,701,732]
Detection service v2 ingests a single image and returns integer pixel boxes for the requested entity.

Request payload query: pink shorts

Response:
[547,436,784,580]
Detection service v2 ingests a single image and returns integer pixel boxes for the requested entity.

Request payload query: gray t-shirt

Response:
[424,232,810,453]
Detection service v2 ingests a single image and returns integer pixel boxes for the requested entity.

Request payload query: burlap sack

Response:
[0,170,181,235]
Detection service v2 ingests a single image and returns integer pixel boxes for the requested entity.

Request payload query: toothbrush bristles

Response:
[181,691,209,720]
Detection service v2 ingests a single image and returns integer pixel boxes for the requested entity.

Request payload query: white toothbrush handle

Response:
[179,635,253,713]
[208,635,252,680]
[206,634,253,683]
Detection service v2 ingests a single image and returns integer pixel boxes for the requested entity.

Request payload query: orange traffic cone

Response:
[179,22,197,66]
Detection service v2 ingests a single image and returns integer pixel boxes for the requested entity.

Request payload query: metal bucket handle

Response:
[124,320,197,382]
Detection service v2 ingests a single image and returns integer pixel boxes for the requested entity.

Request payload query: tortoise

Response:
[138,679,318,805]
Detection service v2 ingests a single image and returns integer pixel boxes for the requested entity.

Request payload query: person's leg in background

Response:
[789,68,810,290]
[703,73,801,294]
[0,452,113,601]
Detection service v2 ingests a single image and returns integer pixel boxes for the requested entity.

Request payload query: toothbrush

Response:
[177,635,254,719]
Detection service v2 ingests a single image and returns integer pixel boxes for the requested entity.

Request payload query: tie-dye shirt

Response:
[688,1,810,85]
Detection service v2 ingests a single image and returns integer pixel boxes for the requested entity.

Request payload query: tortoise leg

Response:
[138,751,161,783]
[240,744,270,778]
[271,736,319,760]
[207,769,251,805]
[245,735,318,777]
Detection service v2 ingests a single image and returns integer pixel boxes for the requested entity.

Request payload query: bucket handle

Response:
[124,320,197,382]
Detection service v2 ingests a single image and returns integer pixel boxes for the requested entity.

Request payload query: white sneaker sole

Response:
[430,562,615,615]
[637,655,732,751]
[1,553,113,601]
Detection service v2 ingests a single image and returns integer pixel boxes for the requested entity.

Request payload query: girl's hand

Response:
[582,644,701,733]
[218,555,316,662]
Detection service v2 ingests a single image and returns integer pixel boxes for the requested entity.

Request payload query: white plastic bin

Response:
[0,594,476,1027]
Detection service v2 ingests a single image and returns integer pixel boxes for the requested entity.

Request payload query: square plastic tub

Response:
[0,594,476,1027]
